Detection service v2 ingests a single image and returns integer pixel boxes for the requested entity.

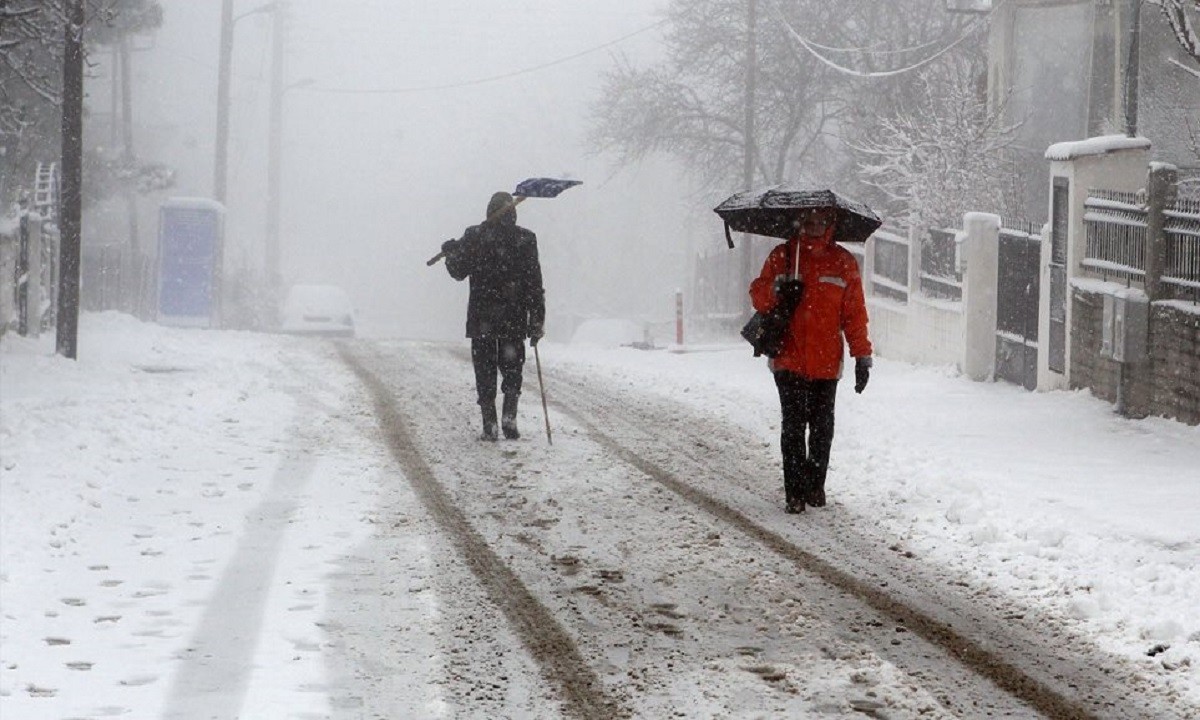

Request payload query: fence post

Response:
[675,288,684,345]
[907,224,922,301]
[25,213,43,338]
[961,213,1002,381]
[1144,163,1177,302]
[862,233,876,299]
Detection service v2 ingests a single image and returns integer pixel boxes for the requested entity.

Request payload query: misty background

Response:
[5,1,1197,348]
[95,0,702,342]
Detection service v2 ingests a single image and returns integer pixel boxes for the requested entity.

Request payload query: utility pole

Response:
[265,0,286,293]
[1124,0,1142,137]
[57,0,84,359]
[119,32,141,313]
[214,0,234,204]
[741,0,758,296]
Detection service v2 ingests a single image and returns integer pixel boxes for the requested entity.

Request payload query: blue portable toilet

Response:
[157,197,225,328]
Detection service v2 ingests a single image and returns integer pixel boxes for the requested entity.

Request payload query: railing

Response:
[1163,197,1200,303]
[1082,190,1147,285]
[871,229,909,303]
[920,226,962,301]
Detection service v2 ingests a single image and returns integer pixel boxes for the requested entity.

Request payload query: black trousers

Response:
[773,371,838,493]
[471,336,525,406]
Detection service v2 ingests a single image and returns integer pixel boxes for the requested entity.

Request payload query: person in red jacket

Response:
[749,207,873,514]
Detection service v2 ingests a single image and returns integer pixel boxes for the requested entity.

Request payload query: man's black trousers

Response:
[773,371,838,493]
[471,336,525,405]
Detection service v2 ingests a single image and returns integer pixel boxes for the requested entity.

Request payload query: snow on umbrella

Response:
[713,185,882,248]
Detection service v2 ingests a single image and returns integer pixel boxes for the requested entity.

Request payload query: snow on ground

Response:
[1,311,1198,718]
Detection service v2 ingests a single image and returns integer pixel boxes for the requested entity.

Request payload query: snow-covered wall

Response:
[865,219,996,375]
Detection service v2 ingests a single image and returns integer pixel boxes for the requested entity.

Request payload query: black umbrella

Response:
[713,185,882,248]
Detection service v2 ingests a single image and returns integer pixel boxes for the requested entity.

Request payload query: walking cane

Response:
[533,343,552,445]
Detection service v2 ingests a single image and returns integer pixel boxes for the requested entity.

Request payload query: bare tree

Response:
[1,1,164,208]
[591,0,861,192]
[1,1,63,203]
[1148,0,1200,163]
[590,0,974,199]
[1151,0,1200,73]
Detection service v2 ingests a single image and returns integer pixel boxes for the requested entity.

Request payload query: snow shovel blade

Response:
[513,177,582,198]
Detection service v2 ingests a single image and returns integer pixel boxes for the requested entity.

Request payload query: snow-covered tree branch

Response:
[1149,0,1200,70]
[847,56,1022,227]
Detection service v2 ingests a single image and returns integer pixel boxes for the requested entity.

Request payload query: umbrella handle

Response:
[724,223,734,249]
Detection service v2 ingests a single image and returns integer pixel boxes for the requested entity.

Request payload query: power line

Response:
[768,2,989,79]
[299,19,668,95]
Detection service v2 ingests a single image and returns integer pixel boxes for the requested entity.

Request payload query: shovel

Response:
[426,177,582,266]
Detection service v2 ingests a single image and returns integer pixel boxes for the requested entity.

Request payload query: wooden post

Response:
[675,289,684,345]
[57,0,84,359]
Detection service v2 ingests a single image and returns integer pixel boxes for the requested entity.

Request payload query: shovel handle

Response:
[427,196,532,267]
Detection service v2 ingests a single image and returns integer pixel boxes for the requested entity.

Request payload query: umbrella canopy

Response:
[713,185,882,248]
[514,177,582,198]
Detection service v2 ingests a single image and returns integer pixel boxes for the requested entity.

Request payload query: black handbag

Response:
[741,308,790,358]
[741,245,802,358]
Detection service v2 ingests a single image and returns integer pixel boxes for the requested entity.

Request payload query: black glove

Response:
[774,278,804,307]
[528,325,544,347]
[440,238,460,256]
[854,356,872,394]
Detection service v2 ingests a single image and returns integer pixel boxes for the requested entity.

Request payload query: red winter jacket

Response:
[749,229,872,379]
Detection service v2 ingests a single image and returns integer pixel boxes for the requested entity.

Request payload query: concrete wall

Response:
[864,215,1000,373]
[867,294,968,369]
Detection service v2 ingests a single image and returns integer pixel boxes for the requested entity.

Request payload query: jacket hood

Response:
[486,191,517,226]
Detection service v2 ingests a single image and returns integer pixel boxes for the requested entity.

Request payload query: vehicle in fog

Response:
[279,284,356,338]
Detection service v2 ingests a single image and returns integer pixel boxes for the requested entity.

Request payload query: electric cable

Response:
[299,18,668,95]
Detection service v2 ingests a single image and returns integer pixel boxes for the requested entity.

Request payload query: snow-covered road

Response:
[2,314,1198,719]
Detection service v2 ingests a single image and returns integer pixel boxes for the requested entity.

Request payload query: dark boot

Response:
[805,459,826,507]
[480,402,499,441]
[783,459,805,514]
[501,394,520,440]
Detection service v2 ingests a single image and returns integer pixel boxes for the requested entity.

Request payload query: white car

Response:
[279,284,356,338]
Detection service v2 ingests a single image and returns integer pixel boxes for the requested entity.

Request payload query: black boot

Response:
[805,459,826,507]
[480,402,499,441]
[783,458,805,514]
[501,394,520,439]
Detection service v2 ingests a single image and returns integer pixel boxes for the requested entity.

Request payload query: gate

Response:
[1048,178,1069,374]
[995,226,1040,389]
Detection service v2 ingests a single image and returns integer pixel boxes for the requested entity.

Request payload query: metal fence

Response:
[871,229,909,303]
[1082,190,1147,285]
[1163,197,1200,303]
[920,227,962,301]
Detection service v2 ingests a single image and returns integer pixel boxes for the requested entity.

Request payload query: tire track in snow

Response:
[160,414,319,719]
[339,346,630,720]
[544,367,1181,720]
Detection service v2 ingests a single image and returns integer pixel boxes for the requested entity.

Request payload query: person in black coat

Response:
[441,191,546,441]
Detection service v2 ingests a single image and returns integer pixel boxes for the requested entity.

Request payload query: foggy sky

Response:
[121,0,710,341]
